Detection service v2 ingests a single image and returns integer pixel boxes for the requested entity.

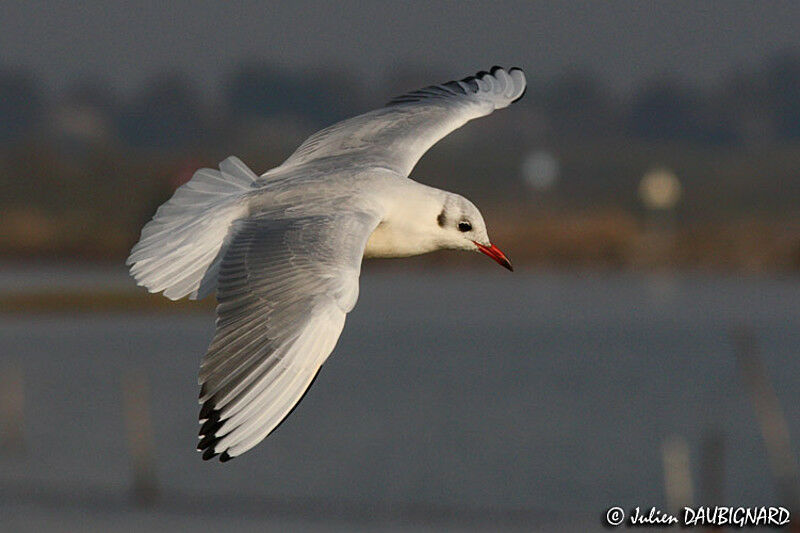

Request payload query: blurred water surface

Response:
[1,269,799,531]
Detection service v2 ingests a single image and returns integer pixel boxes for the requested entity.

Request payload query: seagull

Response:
[127,66,526,461]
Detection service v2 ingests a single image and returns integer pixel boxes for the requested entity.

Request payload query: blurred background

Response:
[1,1,799,531]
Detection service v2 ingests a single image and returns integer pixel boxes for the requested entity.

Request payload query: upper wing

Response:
[278,66,526,177]
[197,209,380,461]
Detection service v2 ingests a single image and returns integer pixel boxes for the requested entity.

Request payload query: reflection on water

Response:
[1,270,799,531]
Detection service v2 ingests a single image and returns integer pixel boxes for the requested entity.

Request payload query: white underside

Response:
[364,222,436,258]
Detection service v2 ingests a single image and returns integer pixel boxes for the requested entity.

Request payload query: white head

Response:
[434,193,490,248]
[365,184,512,270]
[433,193,513,270]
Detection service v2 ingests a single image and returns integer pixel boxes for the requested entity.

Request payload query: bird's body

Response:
[127,66,526,461]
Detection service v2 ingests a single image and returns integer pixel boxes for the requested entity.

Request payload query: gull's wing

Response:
[278,66,526,177]
[197,209,380,461]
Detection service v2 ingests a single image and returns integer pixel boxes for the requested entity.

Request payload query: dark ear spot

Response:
[437,209,446,227]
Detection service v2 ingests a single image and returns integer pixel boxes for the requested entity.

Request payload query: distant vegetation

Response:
[0,54,798,271]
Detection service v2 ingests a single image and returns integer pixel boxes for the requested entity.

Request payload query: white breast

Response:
[364,222,434,258]
[362,178,448,259]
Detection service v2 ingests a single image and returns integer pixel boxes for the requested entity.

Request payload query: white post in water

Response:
[122,368,159,505]
[0,361,25,453]
[732,326,800,513]
[662,434,694,515]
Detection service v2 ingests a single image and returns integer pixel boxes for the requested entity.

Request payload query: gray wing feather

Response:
[278,66,526,177]
[197,210,379,460]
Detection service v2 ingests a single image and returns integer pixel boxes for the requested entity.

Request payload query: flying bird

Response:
[127,66,526,461]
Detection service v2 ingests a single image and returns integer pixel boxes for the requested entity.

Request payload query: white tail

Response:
[127,157,257,300]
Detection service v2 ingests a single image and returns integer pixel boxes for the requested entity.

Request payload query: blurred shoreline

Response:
[3,204,799,274]
[1,263,797,315]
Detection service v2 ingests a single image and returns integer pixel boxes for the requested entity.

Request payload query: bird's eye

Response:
[458,221,472,232]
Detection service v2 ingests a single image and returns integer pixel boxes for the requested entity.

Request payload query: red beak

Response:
[473,242,513,271]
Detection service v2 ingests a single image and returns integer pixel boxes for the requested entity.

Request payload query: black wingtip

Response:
[387,65,526,107]
[199,413,223,438]
[199,400,214,421]
[220,451,233,462]
[202,447,218,461]
[198,398,226,460]
[198,433,220,450]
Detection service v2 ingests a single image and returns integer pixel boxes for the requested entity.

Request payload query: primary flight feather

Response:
[127,66,526,461]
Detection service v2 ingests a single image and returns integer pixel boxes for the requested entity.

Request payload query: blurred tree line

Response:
[3,55,800,146]
[0,54,798,268]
